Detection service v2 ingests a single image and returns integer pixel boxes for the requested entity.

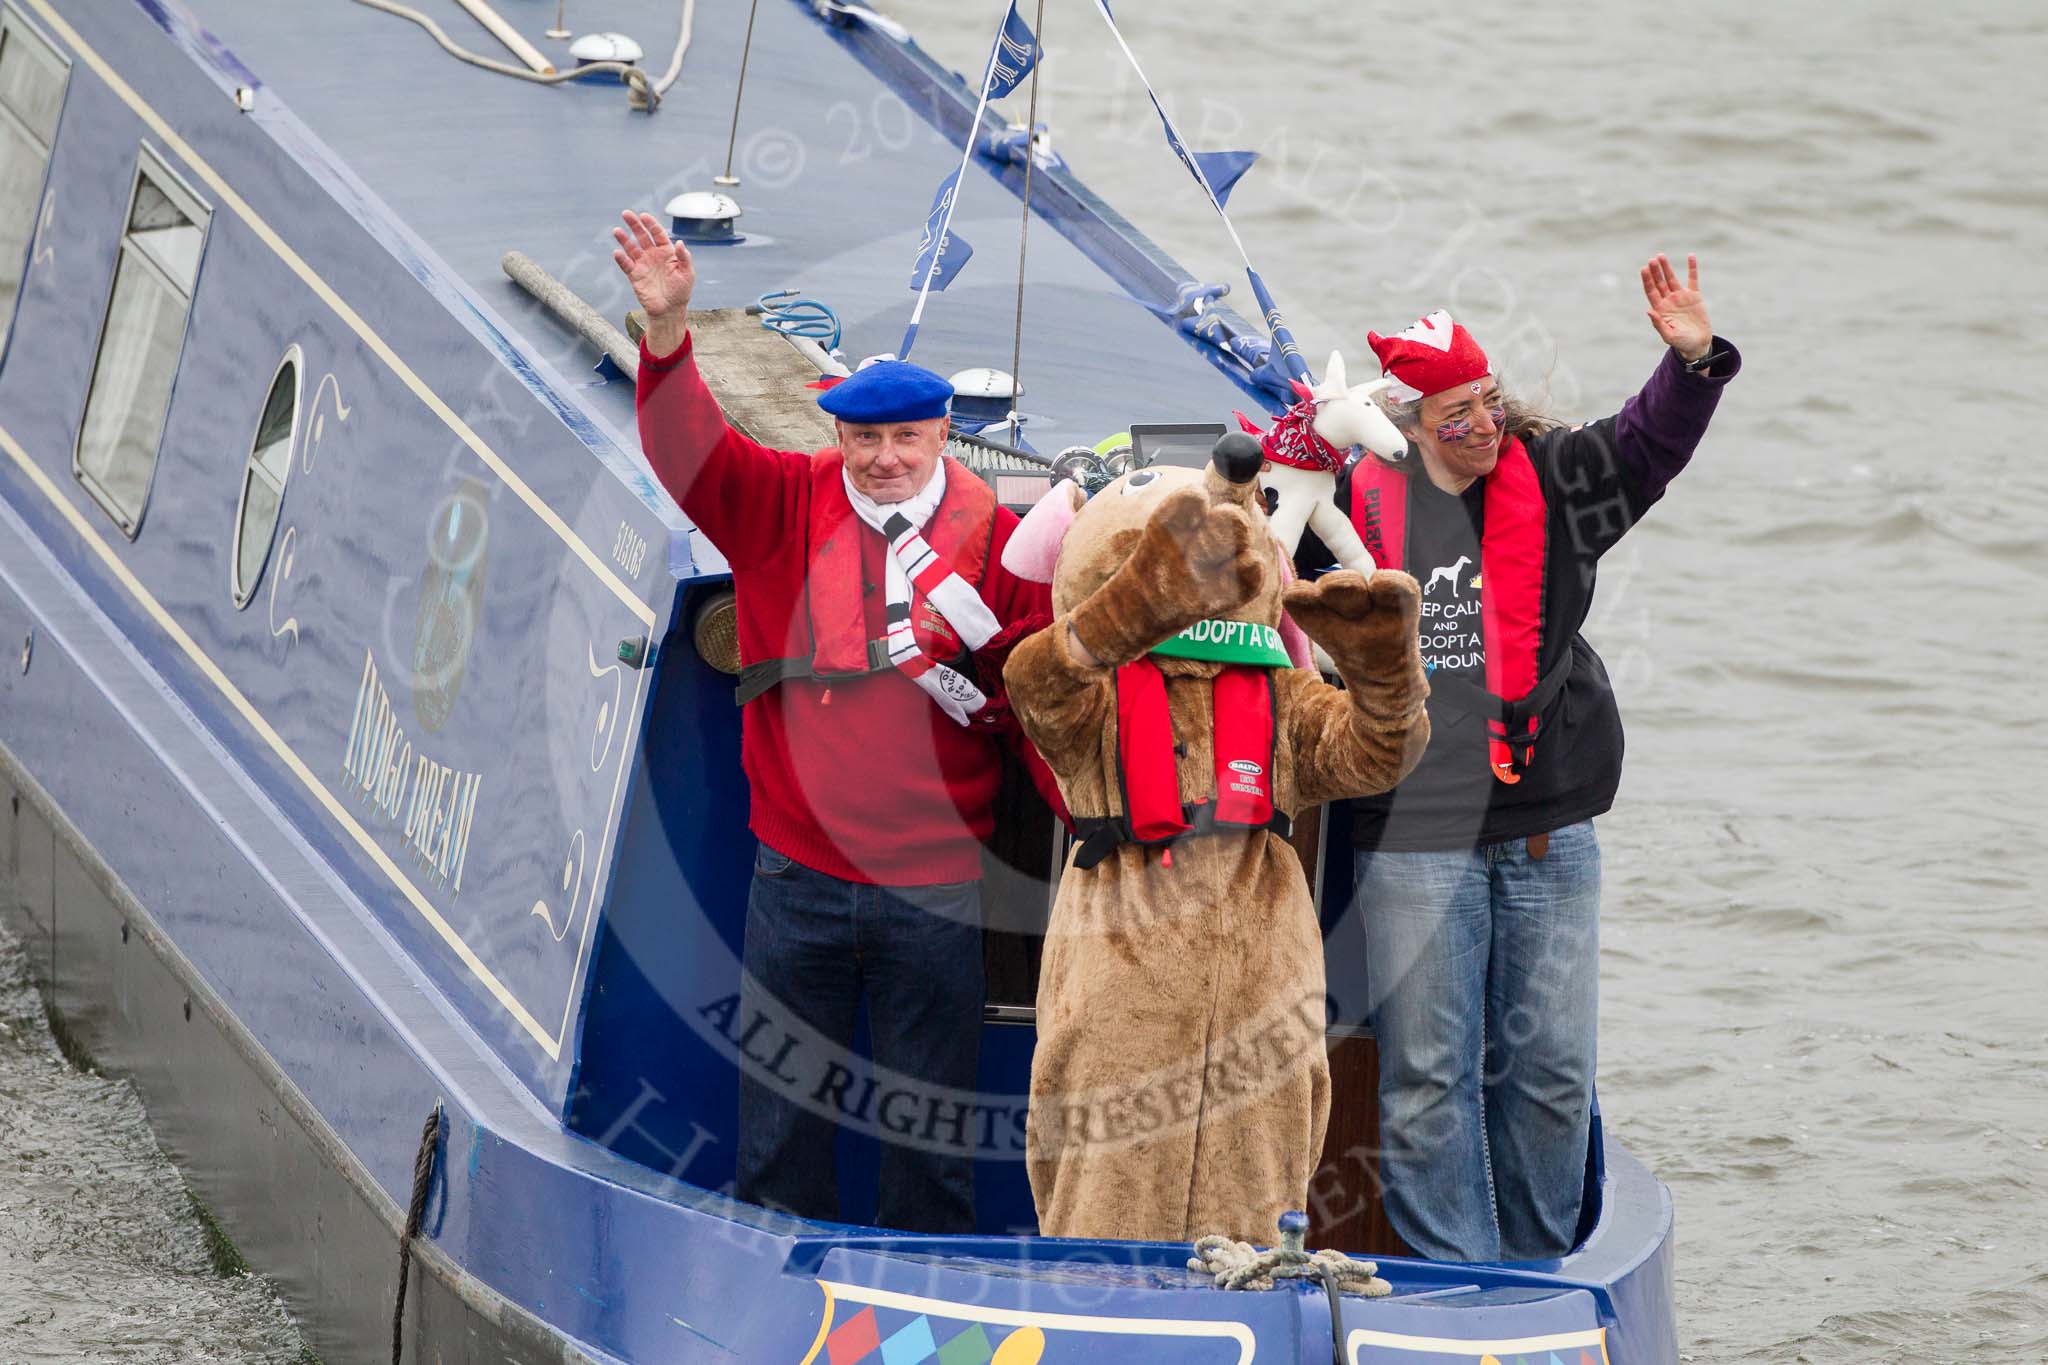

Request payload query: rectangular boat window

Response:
[0,6,69,347]
[74,146,210,537]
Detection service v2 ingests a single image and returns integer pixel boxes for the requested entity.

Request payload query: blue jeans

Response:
[734,843,983,1233]
[1356,820,1600,1262]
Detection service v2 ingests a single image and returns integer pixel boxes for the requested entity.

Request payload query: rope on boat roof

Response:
[348,0,693,111]
[654,0,696,97]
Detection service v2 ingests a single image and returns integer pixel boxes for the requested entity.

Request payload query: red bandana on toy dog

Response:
[1232,381,1346,475]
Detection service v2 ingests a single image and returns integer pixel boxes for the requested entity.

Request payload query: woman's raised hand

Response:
[612,210,695,322]
[1640,252,1712,362]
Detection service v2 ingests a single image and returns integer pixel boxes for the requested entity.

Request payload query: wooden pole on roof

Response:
[452,0,555,75]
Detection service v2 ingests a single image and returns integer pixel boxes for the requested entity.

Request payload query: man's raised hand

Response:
[612,210,694,355]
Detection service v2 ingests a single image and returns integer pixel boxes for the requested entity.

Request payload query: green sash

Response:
[1150,618,1291,668]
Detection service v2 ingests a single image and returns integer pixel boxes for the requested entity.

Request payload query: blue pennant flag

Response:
[1245,267,1310,385]
[908,169,976,292]
[1191,149,1259,208]
[984,1,1040,101]
[1093,0,1315,403]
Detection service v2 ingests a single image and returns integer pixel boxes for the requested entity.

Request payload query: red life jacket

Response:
[1070,660,1285,870]
[732,453,997,705]
[1348,440,1549,783]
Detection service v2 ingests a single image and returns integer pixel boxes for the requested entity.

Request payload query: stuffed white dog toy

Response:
[1236,350,1409,575]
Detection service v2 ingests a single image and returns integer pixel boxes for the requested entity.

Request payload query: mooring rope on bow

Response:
[390,1104,444,1365]
[1191,1215,1391,1365]
[1189,1234,1392,1296]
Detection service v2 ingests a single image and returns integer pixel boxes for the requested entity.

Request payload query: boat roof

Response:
[168,0,1259,475]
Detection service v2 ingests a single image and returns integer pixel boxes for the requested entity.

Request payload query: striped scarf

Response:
[842,462,1002,726]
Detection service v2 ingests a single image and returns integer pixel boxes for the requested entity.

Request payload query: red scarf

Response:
[1114,660,1275,845]
[1349,438,1547,782]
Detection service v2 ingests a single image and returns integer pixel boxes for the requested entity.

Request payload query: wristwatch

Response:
[1681,345,1723,375]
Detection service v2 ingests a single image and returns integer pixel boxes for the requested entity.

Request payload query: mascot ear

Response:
[1002,478,1086,584]
[1273,544,1316,670]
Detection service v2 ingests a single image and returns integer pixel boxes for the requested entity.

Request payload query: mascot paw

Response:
[1148,487,1267,616]
[1283,569,1420,653]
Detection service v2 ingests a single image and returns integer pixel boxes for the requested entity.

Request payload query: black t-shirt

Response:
[1409,480,1488,683]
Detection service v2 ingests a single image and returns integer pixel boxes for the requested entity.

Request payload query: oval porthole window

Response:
[231,346,300,608]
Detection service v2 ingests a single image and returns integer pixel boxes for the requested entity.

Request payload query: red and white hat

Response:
[1366,309,1491,403]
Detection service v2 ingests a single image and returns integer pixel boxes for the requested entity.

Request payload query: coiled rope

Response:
[1189,1234,1391,1295]
[390,1104,444,1365]
[1190,1215,1390,1365]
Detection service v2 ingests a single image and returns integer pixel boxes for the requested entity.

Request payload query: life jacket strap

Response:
[1069,803,1294,871]
[1423,649,1574,776]
[734,637,919,706]
[1423,648,1573,731]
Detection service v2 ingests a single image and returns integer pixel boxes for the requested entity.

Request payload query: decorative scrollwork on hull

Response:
[529,828,587,943]
[304,371,352,475]
[266,371,350,661]
[267,525,299,647]
[586,641,623,774]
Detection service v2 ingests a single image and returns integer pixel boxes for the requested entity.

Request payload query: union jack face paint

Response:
[1435,405,1506,445]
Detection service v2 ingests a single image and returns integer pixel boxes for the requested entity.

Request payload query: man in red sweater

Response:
[615,211,1049,1232]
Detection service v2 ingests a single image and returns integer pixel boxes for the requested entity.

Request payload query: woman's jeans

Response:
[1355,820,1600,1262]
[735,842,983,1234]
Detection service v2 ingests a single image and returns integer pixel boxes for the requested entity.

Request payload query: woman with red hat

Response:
[1330,254,1739,1262]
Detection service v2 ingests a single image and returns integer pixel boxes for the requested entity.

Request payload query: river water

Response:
[4,1,2043,1361]
[888,0,2048,1359]
[0,923,306,1362]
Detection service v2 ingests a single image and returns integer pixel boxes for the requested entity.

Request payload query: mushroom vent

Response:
[665,191,745,245]
[570,31,644,79]
[948,367,1020,431]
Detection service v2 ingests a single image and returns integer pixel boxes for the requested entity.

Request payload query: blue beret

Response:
[816,360,953,423]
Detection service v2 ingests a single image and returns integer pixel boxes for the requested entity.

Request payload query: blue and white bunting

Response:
[1245,267,1306,387]
[1089,0,1309,387]
[985,2,1040,100]
[1191,149,1259,209]
[908,170,976,292]
[899,1,1040,360]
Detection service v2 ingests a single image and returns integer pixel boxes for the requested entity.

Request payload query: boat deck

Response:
[172,0,1255,481]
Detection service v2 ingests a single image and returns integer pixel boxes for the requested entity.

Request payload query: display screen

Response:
[1130,422,1226,470]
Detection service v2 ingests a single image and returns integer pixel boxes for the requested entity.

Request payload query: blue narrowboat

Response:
[0,1,1677,1360]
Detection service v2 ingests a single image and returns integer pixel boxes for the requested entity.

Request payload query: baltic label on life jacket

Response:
[733,453,996,706]
[1070,658,1286,870]
[1348,441,1552,783]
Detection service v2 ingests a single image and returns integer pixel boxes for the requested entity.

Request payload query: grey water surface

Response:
[886,0,2048,1359]
[0,923,307,1362]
